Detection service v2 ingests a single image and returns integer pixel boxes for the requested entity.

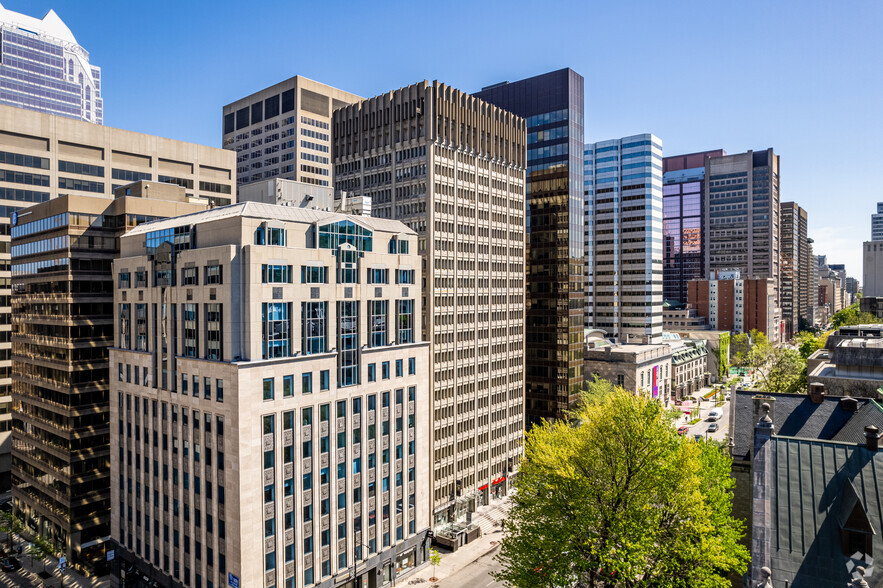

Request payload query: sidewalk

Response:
[0,532,108,588]
[428,495,512,583]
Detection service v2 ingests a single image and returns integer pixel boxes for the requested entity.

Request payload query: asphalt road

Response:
[436,544,506,588]
[676,390,732,443]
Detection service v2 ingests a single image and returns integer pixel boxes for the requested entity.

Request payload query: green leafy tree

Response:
[0,510,23,551]
[493,387,749,588]
[795,331,827,360]
[831,303,882,328]
[581,375,617,406]
[429,547,441,581]
[28,534,55,576]
[751,346,805,395]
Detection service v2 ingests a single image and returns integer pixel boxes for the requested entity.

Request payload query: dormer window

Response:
[839,479,875,557]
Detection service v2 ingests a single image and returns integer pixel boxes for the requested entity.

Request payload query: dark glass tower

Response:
[476,68,585,425]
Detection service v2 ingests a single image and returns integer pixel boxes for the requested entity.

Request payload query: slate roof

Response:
[732,390,868,462]
[832,401,883,444]
[767,436,883,586]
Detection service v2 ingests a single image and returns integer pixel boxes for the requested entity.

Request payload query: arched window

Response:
[85,86,91,101]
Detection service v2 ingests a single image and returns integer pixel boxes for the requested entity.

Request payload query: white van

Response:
[708,408,723,422]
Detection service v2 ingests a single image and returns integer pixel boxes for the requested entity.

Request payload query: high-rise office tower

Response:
[864,241,883,298]
[780,202,809,338]
[584,135,664,344]
[332,81,527,531]
[872,203,883,241]
[705,149,781,303]
[0,4,102,123]
[222,76,362,188]
[661,150,725,303]
[6,104,235,571]
[806,237,818,327]
[111,203,431,588]
[475,68,584,424]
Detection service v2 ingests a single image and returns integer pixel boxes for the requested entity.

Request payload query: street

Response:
[436,544,505,588]
[675,386,733,443]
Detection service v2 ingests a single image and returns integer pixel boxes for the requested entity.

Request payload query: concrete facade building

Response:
[705,149,780,303]
[808,324,883,398]
[661,150,725,304]
[1,106,234,573]
[583,335,672,405]
[222,76,362,188]
[584,135,664,344]
[872,202,883,241]
[11,183,211,572]
[662,334,709,401]
[111,203,431,588]
[863,241,883,298]
[474,69,585,424]
[332,81,526,533]
[687,270,780,340]
[780,202,810,339]
[0,4,102,123]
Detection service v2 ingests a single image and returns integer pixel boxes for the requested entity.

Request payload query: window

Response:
[397,300,414,344]
[388,237,408,254]
[119,304,131,349]
[135,304,148,351]
[395,360,403,378]
[182,267,198,285]
[382,362,390,380]
[183,303,198,357]
[369,300,387,347]
[368,268,388,284]
[262,264,293,283]
[302,373,312,394]
[262,302,291,358]
[119,271,131,289]
[368,364,376,382]
[263,378,274,401]
[408,357,415,375]
[283,375,294,398]
[337,248,359,283]
[317,220,372,251]
[216,379,224,403]
[205,304,222,360]
[302,302,327,354]
[396,269,414,284]
[338,301,359,387]
[205,264,222,284]
[320,370,330,391]
[300,265,328,284]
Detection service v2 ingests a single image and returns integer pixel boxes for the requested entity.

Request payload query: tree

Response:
[493,387,749,588]
[429,547,441,581]
[581,375,617,406]
[831,303,882,329]
[751,346,805,395]
[795,331,827,360]
[0,510,23,551]
[28,535,55,576]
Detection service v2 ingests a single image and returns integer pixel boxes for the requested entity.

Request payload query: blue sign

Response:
[58,555,66,571]
[10,211,16,226]
[228,573,240,588]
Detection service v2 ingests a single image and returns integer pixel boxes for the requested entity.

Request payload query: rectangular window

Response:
[395,269,414,284]
[395,359,403,378]
[408,357,415,375]
[367,268,388,284]
[262,302,291,358]
[182,267,198,285]
[338,301,359,387]
[119,303,131,349]
[183,303,198,357]
[263,378,274,401]
[204,377,211,399]
[205,264,222,284]
[216,379,224,403]
[367,363,376,382]
[369,300,387,347]
[205,304,222,360]
[397,299,414,344]
[300,265,328,284]
[119,271,131,289]
[320,370,330,391]
[337,249,359,283]
[302,373,312,394]
[302,301,327,354]
[382,362,390,380]
[262,264,293,283]
[283,375,293,398]
[193,375,199,397]
[182,373,188,395]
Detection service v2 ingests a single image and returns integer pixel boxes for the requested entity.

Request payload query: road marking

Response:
[486,581,496,586]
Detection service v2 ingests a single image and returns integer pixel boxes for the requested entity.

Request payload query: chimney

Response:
[808,382,825,404]
[864,426,881,452]
[839,396,858,412]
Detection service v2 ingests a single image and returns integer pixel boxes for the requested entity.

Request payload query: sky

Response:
[6,0,880,277]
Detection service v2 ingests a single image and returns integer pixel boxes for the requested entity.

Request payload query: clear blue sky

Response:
[8,0,880,277]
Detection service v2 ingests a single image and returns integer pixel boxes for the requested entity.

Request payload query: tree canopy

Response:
[730,329,769,368]
[831,303,882,329]
[494,386,749,588]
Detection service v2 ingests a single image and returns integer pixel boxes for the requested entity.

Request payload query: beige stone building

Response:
[332,81,526,535]
[222,76,362,188]
[111,203,430,588]
[584,333,672,405]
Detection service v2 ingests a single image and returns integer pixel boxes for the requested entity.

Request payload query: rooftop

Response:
[0,3,78,46]
[124,201,416,237]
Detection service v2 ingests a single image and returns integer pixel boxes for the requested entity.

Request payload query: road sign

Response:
[228,572,240,588]
[107,549,115,561]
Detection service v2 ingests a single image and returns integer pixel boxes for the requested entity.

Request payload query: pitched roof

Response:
[124,201,416,237]
[732,390,868,462]
[832,401,883,444]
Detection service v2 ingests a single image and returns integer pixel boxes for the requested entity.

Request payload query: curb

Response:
[433,535,503,583]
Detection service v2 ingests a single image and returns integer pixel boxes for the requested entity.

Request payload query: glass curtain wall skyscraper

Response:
[475,68,585,425]
[661,150,724,303]
[584,135,664,344]
[0,4,102,123]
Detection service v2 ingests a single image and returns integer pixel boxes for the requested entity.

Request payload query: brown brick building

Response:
[687,270,781,339]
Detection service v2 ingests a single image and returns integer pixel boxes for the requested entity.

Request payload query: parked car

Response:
[677,426,690,436]
[708,408,723,421]
[1,557,21,571]
[708,423,720,433]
